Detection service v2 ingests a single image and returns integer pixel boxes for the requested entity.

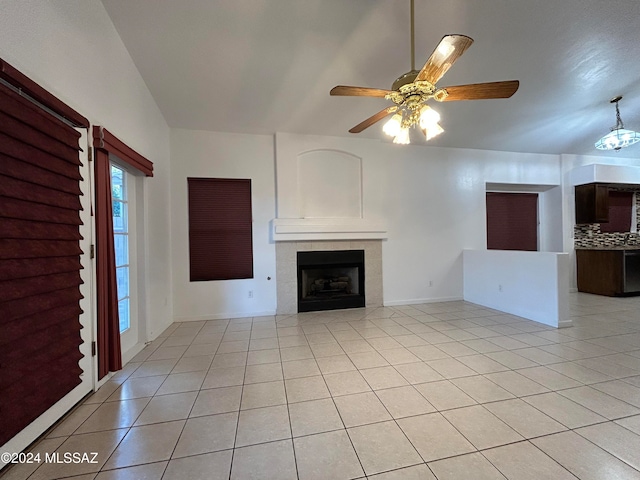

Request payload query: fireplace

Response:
[297,250,365,312]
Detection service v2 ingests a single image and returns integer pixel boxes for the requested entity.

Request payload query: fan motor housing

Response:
[391,70,420,91]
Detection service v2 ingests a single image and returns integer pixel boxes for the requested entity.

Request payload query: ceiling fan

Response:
[330,0,519,144]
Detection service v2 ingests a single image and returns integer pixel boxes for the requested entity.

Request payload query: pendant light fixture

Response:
[595,96,640,151]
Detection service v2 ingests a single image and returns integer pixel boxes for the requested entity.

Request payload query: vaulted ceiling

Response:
[102,0,640,156]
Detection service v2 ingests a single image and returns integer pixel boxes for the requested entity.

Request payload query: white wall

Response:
[0,0,172,463]
[173,132,558,314]
[170,128,567,319]
[382,146,561,304]
[170,129,277,320]
[539,187,564,252]
[276,133,561,304]
[463,250,571,327]
[0,0,173,338]
[485,184,563,253]
[276,133,390,221]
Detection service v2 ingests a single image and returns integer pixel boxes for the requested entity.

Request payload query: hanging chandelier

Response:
[595,96,640,151]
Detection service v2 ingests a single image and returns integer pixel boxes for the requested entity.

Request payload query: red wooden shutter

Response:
[486,192,538,251]
[0,81,84,446]
[600,191,633,233]
[188,178,253,281]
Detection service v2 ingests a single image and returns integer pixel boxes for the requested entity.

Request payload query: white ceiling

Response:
[102,0,640,156]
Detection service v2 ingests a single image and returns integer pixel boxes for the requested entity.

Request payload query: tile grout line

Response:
[319,325,370,479]
[15,298,640,479]
[223,318,250,480]
[476,439,580,480]
[277,327,300,480]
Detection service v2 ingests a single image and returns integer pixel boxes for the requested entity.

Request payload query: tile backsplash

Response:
[574,190,640,248]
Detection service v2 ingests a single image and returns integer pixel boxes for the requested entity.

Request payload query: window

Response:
[111,164,130,332]
[188,178,253,281]
[486,192,538,251]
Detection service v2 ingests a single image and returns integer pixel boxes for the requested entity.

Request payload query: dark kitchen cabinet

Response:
[577,249,640,296]
[575,183,609,224]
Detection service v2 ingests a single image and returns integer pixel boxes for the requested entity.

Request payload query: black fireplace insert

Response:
[297,250,365,312]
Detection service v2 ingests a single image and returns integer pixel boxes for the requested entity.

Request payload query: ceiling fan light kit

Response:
[329,0,519,145]
[383,113,403,137]
[595,96,640,151]
[393,127,411,145]
[384,100,444,143]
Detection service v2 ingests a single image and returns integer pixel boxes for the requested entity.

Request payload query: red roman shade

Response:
[188,178,254,281]
[0,76,85,446]
[0,58,89,128]
[486,192,538,251]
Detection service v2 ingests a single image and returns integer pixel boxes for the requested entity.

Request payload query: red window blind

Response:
[486,192,538,251]
[600,191,633,233]
[0,81,84,446]
[188,178,254,281]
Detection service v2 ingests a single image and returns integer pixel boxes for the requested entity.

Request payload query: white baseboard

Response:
[558,319,574,328]
[384,296,463,307]
[121,342,147,365]
[569,288,578,293]
[174,310,277,322]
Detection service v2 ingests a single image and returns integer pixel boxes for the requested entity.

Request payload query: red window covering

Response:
[0,58,89,128]
[93,148,122,380]
[0,80,84,446]
[486,192,538,251]
[600,191,633,233]
[188,178,254,281]
[92,126,153,380]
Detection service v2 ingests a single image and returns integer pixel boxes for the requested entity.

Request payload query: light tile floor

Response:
[3,293,640,479]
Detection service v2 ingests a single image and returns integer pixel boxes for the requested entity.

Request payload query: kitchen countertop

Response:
[576,246,640,251]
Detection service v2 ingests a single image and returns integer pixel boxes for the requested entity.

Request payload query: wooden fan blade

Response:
[415,35,474,85]
[349,106,398,133]
[439,80,520,101]
[330,85,393,97]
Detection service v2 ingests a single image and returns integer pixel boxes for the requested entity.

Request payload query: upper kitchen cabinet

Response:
[575,183,609,224]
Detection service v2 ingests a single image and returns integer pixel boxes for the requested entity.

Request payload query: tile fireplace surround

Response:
[275,240,383,315]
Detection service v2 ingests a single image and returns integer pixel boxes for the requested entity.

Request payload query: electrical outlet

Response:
[428,280,433,287]
[498,285,503,292]
[248,290,253,298]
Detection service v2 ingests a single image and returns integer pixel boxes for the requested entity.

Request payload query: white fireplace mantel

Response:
[273,133,390,242]
[271,218,387,241]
